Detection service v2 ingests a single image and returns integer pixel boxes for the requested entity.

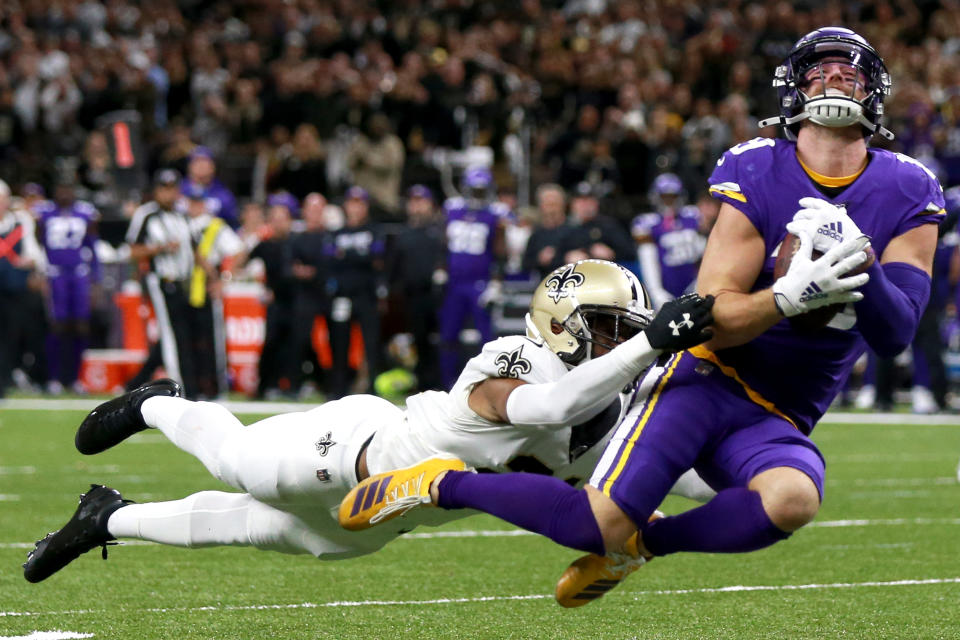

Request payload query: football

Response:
[773,232,876,331]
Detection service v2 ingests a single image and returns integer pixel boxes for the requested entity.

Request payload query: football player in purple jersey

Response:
[342,27,946,606]
[632,173,706,309]
[36,178,101,393]
[437,166,510,389]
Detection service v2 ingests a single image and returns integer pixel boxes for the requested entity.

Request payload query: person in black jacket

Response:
[284,192,331,396]
[557,181,634,266]
[522,183,569,279]
[325,187,385,398]
[246,194,297,398]
[387,185,445,391]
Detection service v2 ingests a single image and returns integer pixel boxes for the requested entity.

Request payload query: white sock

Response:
[106,491,306,553]
[668,469,717,503]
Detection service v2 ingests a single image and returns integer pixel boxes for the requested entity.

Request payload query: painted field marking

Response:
[830,477,957,487]
[2,398,959,425]
[2,578,959,618]
[2,517,959,551]
[0,632,93,639]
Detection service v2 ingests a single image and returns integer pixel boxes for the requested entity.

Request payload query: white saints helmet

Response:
[526,260,653,367]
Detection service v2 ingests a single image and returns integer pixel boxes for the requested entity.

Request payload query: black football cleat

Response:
[23,484,133,583]
[75,378,181,455]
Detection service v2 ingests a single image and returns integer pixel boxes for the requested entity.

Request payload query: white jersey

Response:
[121,347,709,561]
[367,335,629,483]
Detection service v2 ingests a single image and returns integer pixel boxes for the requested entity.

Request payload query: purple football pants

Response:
[590,350,826,527]
[439,280,493,389]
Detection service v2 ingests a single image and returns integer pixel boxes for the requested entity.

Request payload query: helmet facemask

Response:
[759,28,893,141]
[542,304,651,366]
[574,305,651,363]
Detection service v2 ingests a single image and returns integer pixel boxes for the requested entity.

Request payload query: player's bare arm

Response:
[467,376,525,422]
[696,202,780,350]
[880,223,937,275]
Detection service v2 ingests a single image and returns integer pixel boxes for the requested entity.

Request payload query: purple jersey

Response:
[37,200,99,277]
[632,206,704,297]
[708,138,945,432]
[443,197,508,282]
[180,178,238,228]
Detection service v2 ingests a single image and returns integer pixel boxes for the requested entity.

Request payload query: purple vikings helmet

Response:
[462,166,494,207]
[758,27,893,141]
[650,173,685,209]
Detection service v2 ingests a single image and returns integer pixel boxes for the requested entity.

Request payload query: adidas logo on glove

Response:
[798,282,829,304]
[816,221,844,244]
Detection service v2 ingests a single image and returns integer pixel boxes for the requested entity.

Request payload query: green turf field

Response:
[1,406,958,639]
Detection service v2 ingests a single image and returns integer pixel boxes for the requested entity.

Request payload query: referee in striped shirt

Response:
[126,169,197,395]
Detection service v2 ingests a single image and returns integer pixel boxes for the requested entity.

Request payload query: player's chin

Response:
[592,343,616,357]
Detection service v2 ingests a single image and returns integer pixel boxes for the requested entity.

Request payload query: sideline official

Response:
[126,169,197,395]
[185,186,243,399]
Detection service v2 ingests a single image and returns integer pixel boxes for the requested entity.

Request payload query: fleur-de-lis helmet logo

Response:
[545,264,585,303]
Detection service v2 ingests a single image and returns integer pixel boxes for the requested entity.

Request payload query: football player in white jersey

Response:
[23,260,714,583]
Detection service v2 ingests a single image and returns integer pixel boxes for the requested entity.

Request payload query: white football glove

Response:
[478,279,503,308]
[786,197,869,254]
[772,231,871,317]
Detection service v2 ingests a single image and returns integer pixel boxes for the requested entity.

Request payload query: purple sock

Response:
[437,471,605,555]
[643,487,790,556]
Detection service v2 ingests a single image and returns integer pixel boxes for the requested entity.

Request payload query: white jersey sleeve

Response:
[367,336,575,476]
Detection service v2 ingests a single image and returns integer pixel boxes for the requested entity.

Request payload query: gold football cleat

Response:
[554,511,662,608]
[339,456,467,531]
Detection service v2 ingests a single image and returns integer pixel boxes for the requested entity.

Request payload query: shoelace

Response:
[368,472,430,524]
[101,540,118,559]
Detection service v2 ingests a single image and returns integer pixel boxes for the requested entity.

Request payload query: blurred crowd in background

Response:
[0,0,958,411]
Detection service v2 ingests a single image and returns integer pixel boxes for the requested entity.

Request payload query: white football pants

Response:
[106,395,402,559]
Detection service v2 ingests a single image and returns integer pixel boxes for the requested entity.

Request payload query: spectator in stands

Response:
[271,123,327,201]
[226,77,263,159]
[522,183,568,279]
[77,131,120,220]
[0,85,25,183]
[557,182,634,265]
[347,113,405,219]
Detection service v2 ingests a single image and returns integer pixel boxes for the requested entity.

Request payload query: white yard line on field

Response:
[0,466,35,475]
[830,477,957,487]
[2,578,959,618]
[2,517,959,551]
[0,540,156,550]
[0,632,93,640]
[2,397,959,424]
